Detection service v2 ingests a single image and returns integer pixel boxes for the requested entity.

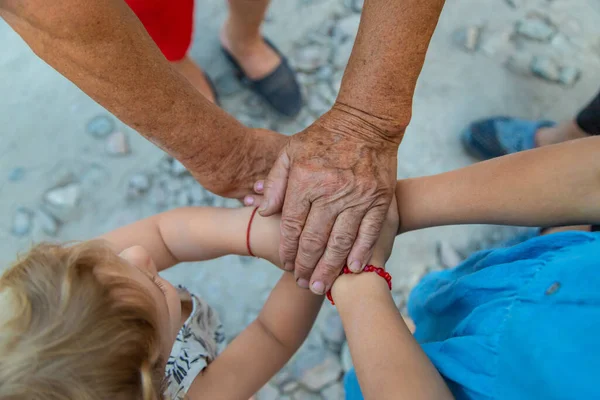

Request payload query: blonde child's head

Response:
[0,241,182,400]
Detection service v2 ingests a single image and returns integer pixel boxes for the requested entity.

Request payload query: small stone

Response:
[292,388,322,400]
[349,0,364,12]
[321,382,345,400]
[559,66,581,86]
[86,115,115,138]
[530,56,561,82]
[545,282,560,295]
[36,208,59,236]
[282,381,299,394]
[12,208,33,236]
[80,164,110,191]
[300,356,342,391]
[148,185,169,209]
[189,185,206,205]
[45,183,81,209]
[8,167,25,182]
[293,45,330,72]
[176,190,190,207]
[340,341,353,373]
[273,370,294,387]
[333,40,354,70]
[243,95,267,118]
[504,0,523,8]
[315,65,334,82]
[335,14,361,41]
[165,179,184,194]
[437,241,462,269]
[257,383,280,400]
[127,173,151,197]
[105,131,130,156]
[515,15,557,42]
[170,159,188,176]
[319,311,345,350]
[505,53,533,76]
[307,92,331,115]
[462,26,482,52]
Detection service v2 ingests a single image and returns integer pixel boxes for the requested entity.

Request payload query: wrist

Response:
[331,270,390,306]
[324,103,406,147]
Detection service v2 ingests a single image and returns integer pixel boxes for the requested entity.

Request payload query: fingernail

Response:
[311,281,325,295]
[284,262,294,271]
[297,278,310,289]
[349,260,362,273]
[256,181,264,191]
[244,196,254,206]
[259,200,269,213]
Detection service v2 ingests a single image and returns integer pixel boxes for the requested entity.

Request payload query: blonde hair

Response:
[0,242,165,400]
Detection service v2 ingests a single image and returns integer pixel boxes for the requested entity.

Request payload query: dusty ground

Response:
[2,0,600,398]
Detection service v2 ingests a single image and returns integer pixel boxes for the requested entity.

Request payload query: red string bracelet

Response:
[246,207,259,257]
[326,265,392,305]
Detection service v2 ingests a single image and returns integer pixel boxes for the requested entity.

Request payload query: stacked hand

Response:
[244,107,400,295]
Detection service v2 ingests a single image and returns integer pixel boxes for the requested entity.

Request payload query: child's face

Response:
[106,246,182,362]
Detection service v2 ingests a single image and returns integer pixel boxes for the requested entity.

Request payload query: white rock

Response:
[321,382,345,400]
[516,15,556,42]
[86,115,115,138]
[282,381,299,394]
[293,45,330,72]
[45,183,81,209]
[559,66,581,86]
[464,26,482,52]
[105,131,130,156]
[437,241,462,269]
[333,40,354,70]
[12,208,32,236]
[530,56,561,82]
[127,173,151,197]
[292,389,322,400]
[335,14,361,41]
[176,190,190,207]
[36,208,59,236]
[340,341,353,373]
[300,356,342,392]
[257,383,280,400]
[170,159,189,176]
[319,310,345,349]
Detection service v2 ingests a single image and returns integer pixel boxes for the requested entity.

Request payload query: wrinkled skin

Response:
[258,106,400,295]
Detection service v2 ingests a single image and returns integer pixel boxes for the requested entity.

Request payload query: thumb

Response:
[260,150,290,216]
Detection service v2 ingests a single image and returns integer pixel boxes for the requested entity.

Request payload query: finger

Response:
[346,205,389,270]
[309,208,364,294]
[242,194,264,208]
[294,205,337,292]
[260,150,291,217]
[278,187,311,273]
[254,180,265,194]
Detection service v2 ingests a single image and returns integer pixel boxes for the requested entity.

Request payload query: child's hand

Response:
[367,196,399,268]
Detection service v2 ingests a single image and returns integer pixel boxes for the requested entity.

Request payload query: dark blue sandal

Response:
[461,117,556,160]
[221,38,302,117]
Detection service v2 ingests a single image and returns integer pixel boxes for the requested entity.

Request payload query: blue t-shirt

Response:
[345,231,600,400]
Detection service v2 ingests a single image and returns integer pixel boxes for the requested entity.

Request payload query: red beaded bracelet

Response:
[326,265,392,305]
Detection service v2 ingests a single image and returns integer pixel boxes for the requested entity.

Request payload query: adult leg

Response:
[220,0,280,80]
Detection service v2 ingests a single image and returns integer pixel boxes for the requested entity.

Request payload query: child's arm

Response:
[100,208,323,399]
[397,136,600,232]
[100,206,280,270]
[332,201,453,399]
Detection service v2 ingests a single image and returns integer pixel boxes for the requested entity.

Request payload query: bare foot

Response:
[171,57,217,104]
[220,21,281,81]
[535,121,588,147]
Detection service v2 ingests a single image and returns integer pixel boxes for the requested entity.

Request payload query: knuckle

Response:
[328,231,355,254]
[294,260,316,277]
[280,218,303,239]
[299,231,327,255]
[317,261,344,279]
